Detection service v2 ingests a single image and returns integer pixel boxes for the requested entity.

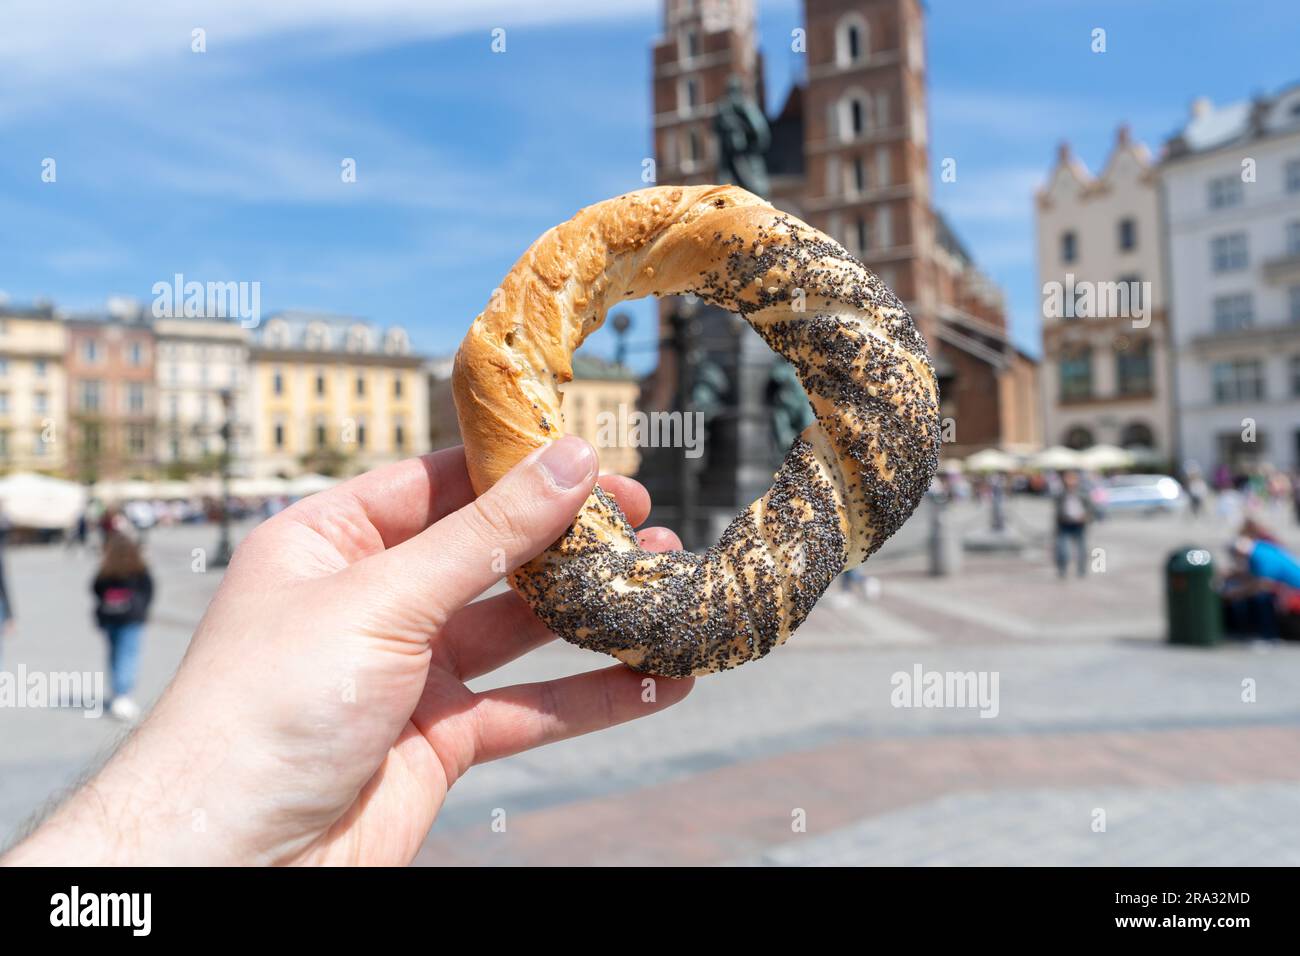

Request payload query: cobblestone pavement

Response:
[3,497,1299,865]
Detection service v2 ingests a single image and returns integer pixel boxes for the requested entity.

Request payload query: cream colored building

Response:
[1036,126,1172,459]
[250,312,428,478]
[0,304,68,473]
[154,317,253,475]
[559,354,641,477]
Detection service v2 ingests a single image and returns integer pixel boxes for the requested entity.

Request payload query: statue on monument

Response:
[714,75,771,198]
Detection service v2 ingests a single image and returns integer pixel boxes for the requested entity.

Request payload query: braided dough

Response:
[453,185,939,677]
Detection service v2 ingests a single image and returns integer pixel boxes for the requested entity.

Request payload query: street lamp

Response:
[611,311,632,367]
[213,388,235,566]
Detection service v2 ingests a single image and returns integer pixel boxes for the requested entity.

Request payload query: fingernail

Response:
[537,436,596,490]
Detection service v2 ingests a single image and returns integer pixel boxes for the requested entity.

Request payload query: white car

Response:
[1098,474,1186,515]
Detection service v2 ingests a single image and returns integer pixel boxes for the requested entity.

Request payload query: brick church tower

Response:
[799,0,938,347]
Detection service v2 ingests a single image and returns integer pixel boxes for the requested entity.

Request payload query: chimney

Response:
[1115,123,1131,146]
[1056,140,1071,165]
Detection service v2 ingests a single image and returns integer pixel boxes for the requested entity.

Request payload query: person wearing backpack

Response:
[93,532,154,721]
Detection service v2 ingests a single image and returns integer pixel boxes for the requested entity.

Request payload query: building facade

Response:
[647,0,1041,456]
[154,317,252,476]
[559,355,642,476]
[250,312,428,478]
[0,305,67,473]
[64,312,157,481]
[1036,127,1172,459]
[1160,84,1300,473]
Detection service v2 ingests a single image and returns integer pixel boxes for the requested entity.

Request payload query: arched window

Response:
[305,322,331,351]
[838,89,870,142]
[384,327,410,356]
[346,324,372,353]
[835,13,869,67]
[1064,426,1095,450]
[1119,422,1155,449]
[264,318,290,349]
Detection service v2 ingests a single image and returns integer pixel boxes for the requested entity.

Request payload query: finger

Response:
[354,435,598,629]
[436,526,683,681]
[636,526,682,551]
[274,447,474,555]
[468,665,695,764]
[595,475,650,527]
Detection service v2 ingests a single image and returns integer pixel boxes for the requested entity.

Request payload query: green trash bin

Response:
[1166,546,1222,646]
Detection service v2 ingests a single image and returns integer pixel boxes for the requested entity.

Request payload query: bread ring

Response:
[453,184,939,677]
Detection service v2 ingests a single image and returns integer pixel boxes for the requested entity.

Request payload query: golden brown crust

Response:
[452,185,940,676]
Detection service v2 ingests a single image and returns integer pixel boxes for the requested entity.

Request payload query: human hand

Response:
[4,438,693,866]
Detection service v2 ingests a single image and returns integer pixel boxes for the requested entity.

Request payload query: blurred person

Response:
[1185,467,1208,519]
[1232,527,1300,590]
[3,439,694,865]
[92,532,155,722]
[1053,470,1094,579]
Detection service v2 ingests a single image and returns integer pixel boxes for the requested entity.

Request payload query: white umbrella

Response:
[231,477,290,497]
[148,480,195,500]
[1029,446,1085,471]
[1078,444,1135,471]
[288,473,340,497]
[94,479,156,503]
[0,473,88,530]
[963,448,1018,473]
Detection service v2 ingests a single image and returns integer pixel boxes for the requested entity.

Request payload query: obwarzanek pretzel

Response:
[453,185,940,676]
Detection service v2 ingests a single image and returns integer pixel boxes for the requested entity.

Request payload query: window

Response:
[33,429,46,456]
[168,394,179,420]
[852,156,867,195]
[356,375,365,398]
[1208,174,1244,209]
[127,382,145,414]
[876,146,890,188]
[1288,221,1300,256]
[1119,422,1155,449]
[836,14,869,67]
[1218,429,1267,467]
[1288,159,1300,194]
[0,357,8,375]
[394,376,404,399]
[1210,233,1248,272]
[1291,286,1300,324]
[684,128,702,168]
[1212,359,1265,403]
[679,77,699,116]
[34,359,46,377]
[1116,340,1153,395]
[1060,231,1077,264]
[1292,356,1300,397]
[80,380,101,412]
[315,423,328,448]
[274,422,285,449]
[877,205,893,249]
[0,430,7,456]
[1059,348,1092,401]
[1213,293,1254,332]
[1118,217,1137,251]
[394,421,406,451]
[82,339,99,363]
[82,422,101,455]
[357,422,367,449]
[0,392,8,413]
[1064,425,1094,450]
[679,28,700,61]
[34,391,47,414]
[315,372,326,397]
[127,424,147,457]
[127,342,144,366]
[273,370,283,396]
[850,98,865,136]
[853,217,869,256]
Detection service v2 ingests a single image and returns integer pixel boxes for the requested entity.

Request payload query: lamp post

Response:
[611,311,631,367]
[213,388,235,566]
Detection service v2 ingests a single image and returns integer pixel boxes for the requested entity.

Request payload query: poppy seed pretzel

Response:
[453,184,939,677]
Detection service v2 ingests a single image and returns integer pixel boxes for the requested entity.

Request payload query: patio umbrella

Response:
[963,448,1018,472]
[1029,446,1085,471]
[0,473,88,530]
[1077,444,1135,471]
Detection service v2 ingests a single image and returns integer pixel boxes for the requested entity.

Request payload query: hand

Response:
[3,438,693,866]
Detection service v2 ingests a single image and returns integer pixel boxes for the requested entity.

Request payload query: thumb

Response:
[356,435,598,630]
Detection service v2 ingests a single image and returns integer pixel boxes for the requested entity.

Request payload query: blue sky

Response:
[1,0,1297,367]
